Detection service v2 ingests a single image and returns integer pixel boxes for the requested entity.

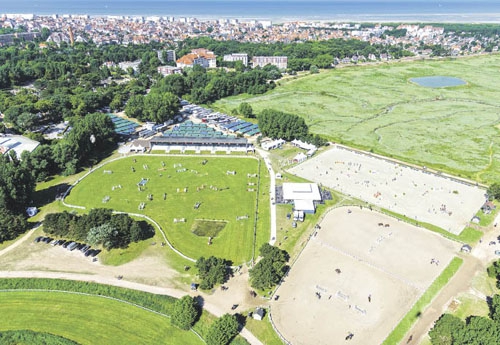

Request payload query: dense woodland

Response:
[257,109,326,146]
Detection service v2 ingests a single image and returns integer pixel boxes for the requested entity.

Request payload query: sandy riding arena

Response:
[288,145,485,235]
[271,207,459,345]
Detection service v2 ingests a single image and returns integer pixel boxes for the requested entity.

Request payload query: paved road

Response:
[0,270,264,345]
[257,149,277,245]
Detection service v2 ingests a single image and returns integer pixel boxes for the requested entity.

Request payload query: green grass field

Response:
[214,55,500,183]
[64,155,267,264]
[0,291,202,345]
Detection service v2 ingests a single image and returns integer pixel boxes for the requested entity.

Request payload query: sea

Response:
[3,0,500,23]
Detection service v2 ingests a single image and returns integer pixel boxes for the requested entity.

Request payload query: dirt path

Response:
[400,255,483,344]
[402,226,499,345]
[0,225,39,258]
[0,270,264,345]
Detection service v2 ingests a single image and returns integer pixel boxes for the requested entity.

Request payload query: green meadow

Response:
[214,55,500,183]
[64,155,267,264]
[0,291,202,345]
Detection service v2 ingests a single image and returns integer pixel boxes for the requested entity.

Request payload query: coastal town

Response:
[0,13,499,60]
[2,4,500,345]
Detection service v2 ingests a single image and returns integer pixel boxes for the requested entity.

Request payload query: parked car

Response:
[495,250,500,256]
[67,242,78,251]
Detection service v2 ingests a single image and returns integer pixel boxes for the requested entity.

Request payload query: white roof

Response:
[294,152,307,161]
[294,199,315,212]
[0,134,39,159]
[282,183,321,201]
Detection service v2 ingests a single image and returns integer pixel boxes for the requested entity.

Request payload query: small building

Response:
[482,201,496,214]
[283,183,322,214]
[293,152,307,163]
[253,308,265,321]
[261,139,285,151]
[157,65,182,76]
[0,134,39,159]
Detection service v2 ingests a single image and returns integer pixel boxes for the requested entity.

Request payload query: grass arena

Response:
[271,207,459,345]
[289,145,486,235]
[64,155,267,263]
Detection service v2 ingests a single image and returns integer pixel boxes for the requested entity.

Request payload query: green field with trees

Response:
[64,155,266,263]
[214,54,500,184]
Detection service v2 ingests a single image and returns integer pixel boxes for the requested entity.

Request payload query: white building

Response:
[223,53,248,66]
[157,65,182,76]
[176,48,216,69]
[0,134,39,159]
[252,56,288,69]
[291,139,317,156]
[282,183,322,214]
[261,139,285,151]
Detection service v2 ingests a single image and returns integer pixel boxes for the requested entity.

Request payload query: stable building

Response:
[282,183,322,214]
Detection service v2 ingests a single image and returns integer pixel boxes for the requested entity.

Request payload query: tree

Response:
[87,223,120,250]
[206,314,239,345]
[143,91,180,123]
[489,294,500,325]
[313,54,333,68]
[238,102,254,118]
[0,209,28,243]
[0,152,36,214]
[258,109,309,141]
[195,256,229,290]
[171,296,199,330]
[309,65,319,74]
[429,313,464,345]
[250,244,289,290]
[488,183,500,201]
[124,94,144,119]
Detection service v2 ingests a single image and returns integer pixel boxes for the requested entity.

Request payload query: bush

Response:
[171,296,200,330]
[206,314,239,345]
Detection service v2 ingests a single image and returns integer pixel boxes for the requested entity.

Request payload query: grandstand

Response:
[164,121,232,138]
[106,114,140,136]
[151,121,254,153]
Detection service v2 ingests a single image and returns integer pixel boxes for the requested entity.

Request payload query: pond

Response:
[410,76,466,88]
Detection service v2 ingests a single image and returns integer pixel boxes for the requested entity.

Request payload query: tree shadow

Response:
[32,182,70,208]
[194,295,204,324]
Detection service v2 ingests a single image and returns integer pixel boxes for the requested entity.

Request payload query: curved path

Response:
[0,224,40,258]
[0,270,263,345]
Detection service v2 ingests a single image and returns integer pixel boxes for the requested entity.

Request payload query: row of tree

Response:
[43,208,154,250]
[171,295,240,345]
